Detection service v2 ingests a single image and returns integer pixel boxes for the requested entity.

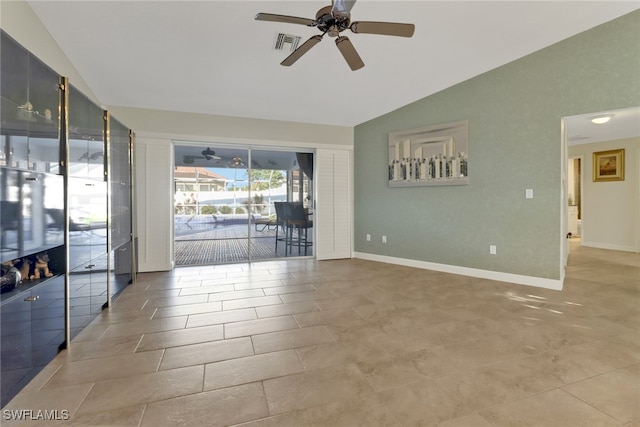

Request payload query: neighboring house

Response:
[174,167,227,193]
[174,167,227,214]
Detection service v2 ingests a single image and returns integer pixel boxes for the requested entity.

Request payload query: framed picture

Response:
[593,149,625,182]
[388,120,468,187]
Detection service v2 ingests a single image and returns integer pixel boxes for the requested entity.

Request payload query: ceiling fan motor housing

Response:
[316,5,350,37]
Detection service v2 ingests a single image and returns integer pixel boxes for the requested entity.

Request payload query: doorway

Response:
[563,105,640,257]
[567,156,582,239]
[173,144,314,265]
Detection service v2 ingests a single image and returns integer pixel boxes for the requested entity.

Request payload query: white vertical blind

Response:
[315,148,352,260]
[135,139,173,271]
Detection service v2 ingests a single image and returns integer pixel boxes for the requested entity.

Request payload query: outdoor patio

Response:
[174,215,313,265]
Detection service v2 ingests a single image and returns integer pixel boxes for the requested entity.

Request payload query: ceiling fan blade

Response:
[335,36,364,71]
[255,13,315,27]
[281,35,323,66]
[350,21,415,37]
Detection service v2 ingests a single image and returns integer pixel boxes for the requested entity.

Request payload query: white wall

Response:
[118,106,354,271]
[108,106,352,148]
[569,137,639,252]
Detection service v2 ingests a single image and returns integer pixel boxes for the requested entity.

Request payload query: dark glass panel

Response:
[109,117,131,251]
[0,31,29,108]
[27,54,60,171]
[67,85,107,333]
[0,31,60,171]
[0,168,64,262]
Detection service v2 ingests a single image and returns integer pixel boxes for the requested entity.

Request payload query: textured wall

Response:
[354,11,640,280]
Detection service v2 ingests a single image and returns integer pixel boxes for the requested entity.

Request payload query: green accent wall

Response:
[354,11,640,280]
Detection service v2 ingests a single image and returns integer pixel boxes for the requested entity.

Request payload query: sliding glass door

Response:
[173,144,313,265]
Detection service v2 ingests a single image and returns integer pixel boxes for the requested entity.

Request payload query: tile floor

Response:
[3,242,639,426]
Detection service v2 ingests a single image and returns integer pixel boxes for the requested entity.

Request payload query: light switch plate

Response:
[525,189,533,199]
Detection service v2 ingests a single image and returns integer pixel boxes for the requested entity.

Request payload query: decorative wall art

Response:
[593,149,625,182]
[388,120,468,187]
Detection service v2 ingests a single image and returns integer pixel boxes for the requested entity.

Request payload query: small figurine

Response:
[18,101,33,111]
[18,258,31,281]
[17,101,37,121]
[30,252,53,280]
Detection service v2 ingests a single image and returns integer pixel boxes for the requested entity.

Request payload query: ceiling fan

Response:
[201,148,220,161]
[182,148,221,164]
[255,0,415,71]
[229,156,246,168]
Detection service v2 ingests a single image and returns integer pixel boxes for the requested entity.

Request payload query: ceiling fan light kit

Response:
[255,0,415,70]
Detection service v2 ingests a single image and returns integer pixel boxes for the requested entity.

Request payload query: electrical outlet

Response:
[366,234,371,241]
[490,245,497,255]
[382,235,387,243]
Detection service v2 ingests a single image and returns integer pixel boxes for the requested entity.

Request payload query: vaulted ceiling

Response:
[27,1,639,139]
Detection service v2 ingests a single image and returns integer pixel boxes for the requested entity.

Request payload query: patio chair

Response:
[285,202,313,256]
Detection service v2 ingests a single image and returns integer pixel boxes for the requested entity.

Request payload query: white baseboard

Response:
[580,241,638,253]
[352,252,563,291]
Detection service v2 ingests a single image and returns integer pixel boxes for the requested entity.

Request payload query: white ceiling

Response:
[565,106,640,146]
[28,0,639,140]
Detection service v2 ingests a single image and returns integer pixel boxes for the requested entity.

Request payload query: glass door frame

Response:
[173,142,314,265]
